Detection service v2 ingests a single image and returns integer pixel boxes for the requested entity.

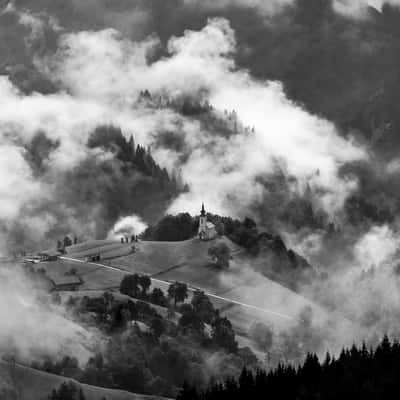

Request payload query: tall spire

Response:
[201,203,206,216]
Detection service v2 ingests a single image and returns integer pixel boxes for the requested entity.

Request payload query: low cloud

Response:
[0,144,43,221]
[42,18,366,221]
[0,264,96,364]
[108,214,148,239]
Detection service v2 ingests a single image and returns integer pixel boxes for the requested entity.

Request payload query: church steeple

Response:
[201,203,206,217]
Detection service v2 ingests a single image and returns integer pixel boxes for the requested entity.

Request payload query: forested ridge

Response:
[177,336,400,400]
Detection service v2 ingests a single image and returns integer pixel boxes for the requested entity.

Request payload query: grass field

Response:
[0,361,168,400]
[112,237,242,276]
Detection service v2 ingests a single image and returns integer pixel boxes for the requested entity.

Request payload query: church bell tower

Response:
[199,203,207,239]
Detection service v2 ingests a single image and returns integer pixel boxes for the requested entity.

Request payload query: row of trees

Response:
[120,273,189,306]
[47,382,88,400]
[141,213,198,242]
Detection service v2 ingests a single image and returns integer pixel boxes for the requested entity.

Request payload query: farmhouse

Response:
[198,203,217,241]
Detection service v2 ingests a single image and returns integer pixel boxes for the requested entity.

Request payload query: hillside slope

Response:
[37,237,324,332]
[112,237,242,277]
[65,237,326,331]
[0,361,168,400]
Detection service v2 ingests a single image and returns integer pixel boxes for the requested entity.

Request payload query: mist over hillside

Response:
[2,0,400,398]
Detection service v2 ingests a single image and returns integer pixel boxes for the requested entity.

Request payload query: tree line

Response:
[177,335,400,400]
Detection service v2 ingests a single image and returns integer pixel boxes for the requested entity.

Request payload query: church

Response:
[198,203,217,241]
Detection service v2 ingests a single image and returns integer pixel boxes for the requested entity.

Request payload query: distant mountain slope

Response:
[0,361,168,400]
[8,126,181,255]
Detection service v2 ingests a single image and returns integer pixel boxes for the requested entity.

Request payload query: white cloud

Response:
[354,225,399,269]
[0,265,96,363]
[183,0,293,15]
[44,18,366,219]
[108,214,148,239]
[0,145,42,221]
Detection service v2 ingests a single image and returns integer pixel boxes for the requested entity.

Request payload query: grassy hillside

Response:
[0,361,167,400]
[29,235,334,370]
[112,237,242,277]
[46,237,324,334]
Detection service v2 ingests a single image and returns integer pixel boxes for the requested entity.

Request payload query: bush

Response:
[191,291,216,324]
[150,287,168,307]
[208,242,231,269]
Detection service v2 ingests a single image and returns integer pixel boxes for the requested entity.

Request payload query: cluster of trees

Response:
[47,382,108,400]
[47,382,89,400]
[178,336,400,400]
[67,291,165,335]
[211,216,260,255]
[141,213,198,242]
[138,89,213,116]
[119,274,238,352]
[119,273,189,307]
[35,278,252,398]
[87,125,173,186]
[176,290,238,353]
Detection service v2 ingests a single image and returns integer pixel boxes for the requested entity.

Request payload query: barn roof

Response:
[38,250,61,257]
[49,275,82,286]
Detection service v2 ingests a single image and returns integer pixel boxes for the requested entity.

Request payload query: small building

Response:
[24,255,42,263]
[198,203,217,241]
[63,236,73,248]
[49,275,83,292]
[85,254,101,263]
[37,250,60,262]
